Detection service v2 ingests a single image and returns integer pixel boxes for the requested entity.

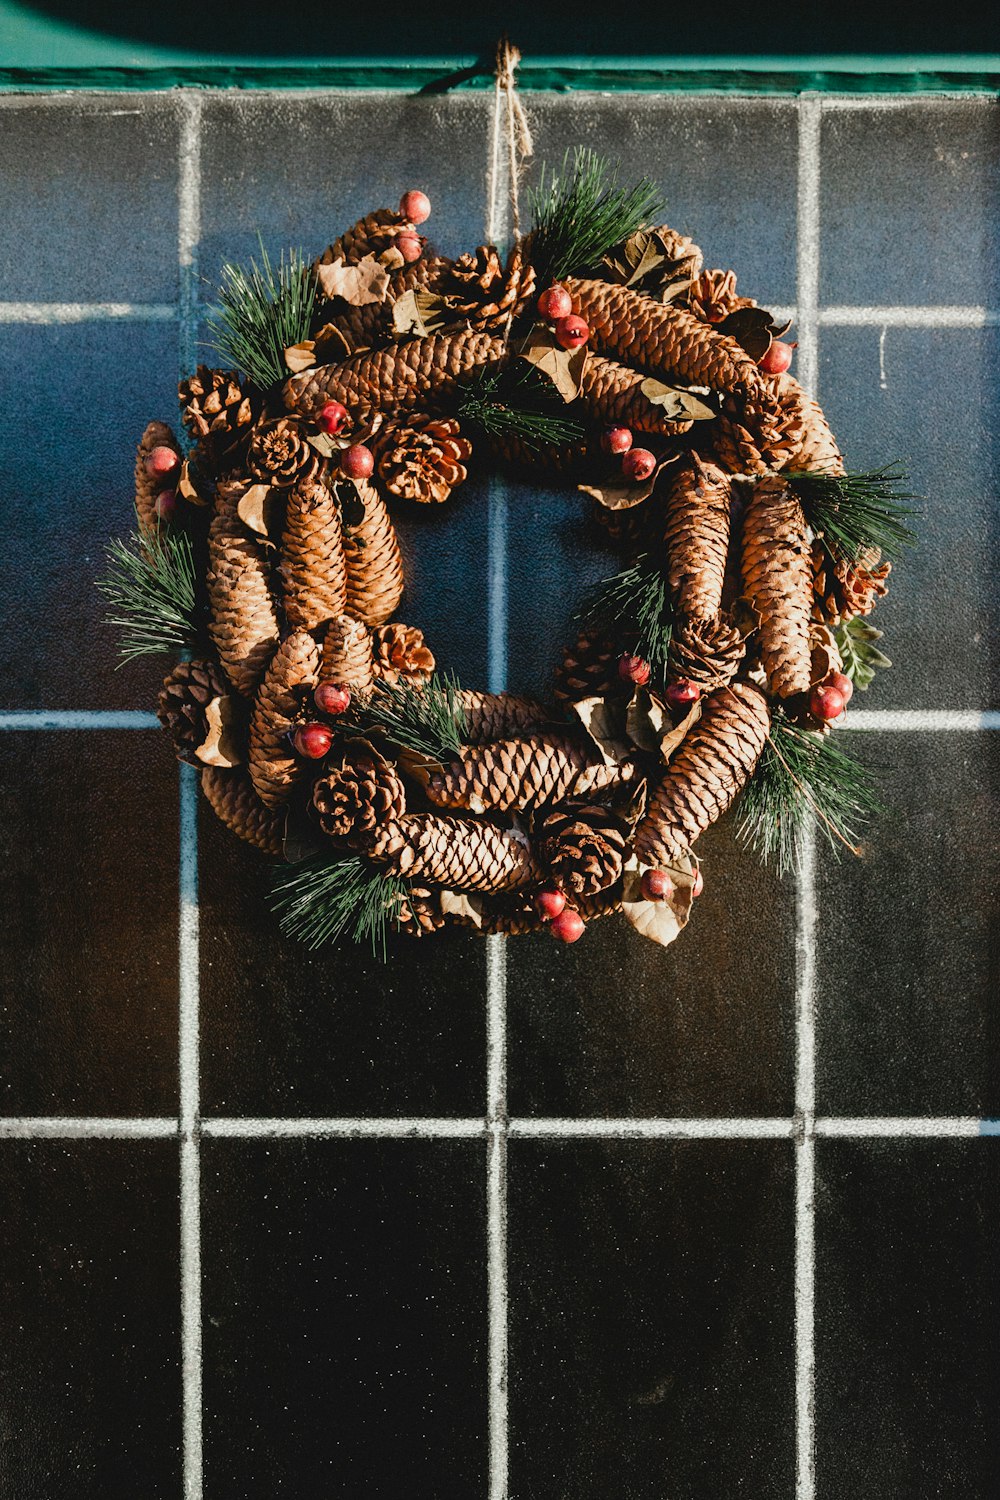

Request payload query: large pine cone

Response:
[687,269,754,325]
[368,813,543,892]
[312,748,406,844]
[741,476,813,700]
[376,416,472,505]
[248,418,323,489]
[539,802,629,896]
[157,659,226,765]
[667,615,746,691]
[178,366,253,463]
[663,457,732,621]
[321,614,375,689]
[201,767,284,857]
[553,630,621,706]
[443,243,536,328]
[425,732,633,816]
[371,623,435,686]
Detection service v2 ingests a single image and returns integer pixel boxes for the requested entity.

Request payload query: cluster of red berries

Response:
[617,653,701,712]
[315,399,374,480]
[144,445,180,521]
[536,283,590,351]
[600,422,656,484]
[291,682,353,759]
[396,190,431,263]
[809,671,853,724]
[532,886,586,944]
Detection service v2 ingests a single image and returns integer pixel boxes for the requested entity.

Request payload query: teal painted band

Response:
[1,64,999,93]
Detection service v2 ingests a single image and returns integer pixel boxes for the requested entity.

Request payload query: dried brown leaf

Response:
[520,325,587,403]
[716,307,792,361]
[621,851,697,947]
[578,461,664,511]
[177,459,210,506]
[658,699,703,763]
[284,340,317,374]
[440,889,484,928]
[392,288,450,338]
[194,695,243,768]
[570,696,632,766]
[316,254,391,307]
[236,482,281,543]
[312,321,354,362]
[639,377,716,422]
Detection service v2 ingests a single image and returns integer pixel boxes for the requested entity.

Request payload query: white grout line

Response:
[0,1118,178,1139]
[815,1117,986,1138]
[843,709,1000,731]
[0,710,160,730]
[203,1117,486,1139]
[794,93,822,1500]
[0,302,176,324]
[509,1116,795,1139]
[820,305,1000,327]
[177,92,204,1500]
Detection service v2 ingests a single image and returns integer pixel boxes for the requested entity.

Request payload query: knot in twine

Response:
[486,36,534,250]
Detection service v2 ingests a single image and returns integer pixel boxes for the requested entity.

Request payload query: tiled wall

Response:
[0,88,997,1499]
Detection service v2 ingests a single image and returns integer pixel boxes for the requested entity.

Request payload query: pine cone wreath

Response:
[370,623,435,686]
[157,659,227,764]
[375,416,472,504]
[425,732,633,816]
[179,367,253,464]
[539,802,629,896]
[312,748,406,844]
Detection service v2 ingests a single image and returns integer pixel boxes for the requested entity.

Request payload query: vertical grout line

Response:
[485,94,511,1500]
[177,90,204,1500]
[794,90,822,1500]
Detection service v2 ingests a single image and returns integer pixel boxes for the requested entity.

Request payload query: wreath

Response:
[101,148,913,954]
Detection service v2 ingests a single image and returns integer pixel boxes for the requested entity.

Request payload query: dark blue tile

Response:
[0,95,181,304]
[201,1138,486,1499]
[509,1139,795,1499]
[816,1139,1000,1499]
[816,731,1000,1118]
[0,732,179,1116]
[0,1141,181,1499]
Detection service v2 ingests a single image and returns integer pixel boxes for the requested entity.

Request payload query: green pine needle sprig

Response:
[458,366,585,452]
[204,239,316,392]
[351,672,466,762]
[788,465,918,564]
[576,552,673,679]
[270,853,410,956]
[529,147,664,285]
[97,517,198,663]
[739,712,880,876]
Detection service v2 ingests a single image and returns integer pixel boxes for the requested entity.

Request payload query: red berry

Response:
[622,447,656,482]
[692,867,704,898]
[537,284,573,321]
[641,869,673,902]
[809,683,846,722]
[618,653,651,687]
[665,680,701,708]
[317,401,349,436]
[396,232,423,264]
[554,314,589,350]
[145,445,179,479]
[759,340,796,375]
[534,888,567,922]
[601,425,633,456]
[293,723,333,759]
[826,670,854,704]
[399,190,431,225]
[341,443,375,479]
[153,489,176,522]
[550,908,586,944]
[314,682,351,715]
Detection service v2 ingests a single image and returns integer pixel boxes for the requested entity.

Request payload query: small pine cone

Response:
[284,330,506,425]
[579,355,696,437]
[368,814,543,892]
[812,542,890,624]
[207,483,281,697]
[394,886,447,936]
[539,802,629,896]
[370,623,435,686]
[341,478,405,627]
[248,418,323,490]
[157,658,227,765]
[279,480,348,630]
[325,256,453,352]
[318,209,413,268]
[375,415,472,505]
[635,681,770,863]
[687,269,754,325]
[457,690,549,744]
[321,613,375,689]
[443,242,536,329]
[642,224,704,286]
[201,766,284,856]
[553,631,621,706]
[248,630,321,809]
[135,421,182,533]
[312,747,406,843]
[425,732,632,816]
[741,476,813,699]
[762,372,845,475]
[178,366,253,463]
[667,614,746,691]
[663,457,732,620]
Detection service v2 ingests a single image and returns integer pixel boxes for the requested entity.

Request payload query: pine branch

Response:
[528,148,664,285]
[204,238,316,393]
[576,553,673,679]
[97,516,198,663]
[351,672,467,762]
[788,465,918,564]
[738,711,879,876]
[458,366,584,452]
[270,852,410,957]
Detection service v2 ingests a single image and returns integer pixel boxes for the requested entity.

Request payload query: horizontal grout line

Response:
[0,302,176,323]
[1,1115,998,1140]
[0,710,160,729]
[819,305,1000,327]
[844,709,1000,731]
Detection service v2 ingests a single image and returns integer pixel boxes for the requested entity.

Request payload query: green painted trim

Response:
[1,62,999,93]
